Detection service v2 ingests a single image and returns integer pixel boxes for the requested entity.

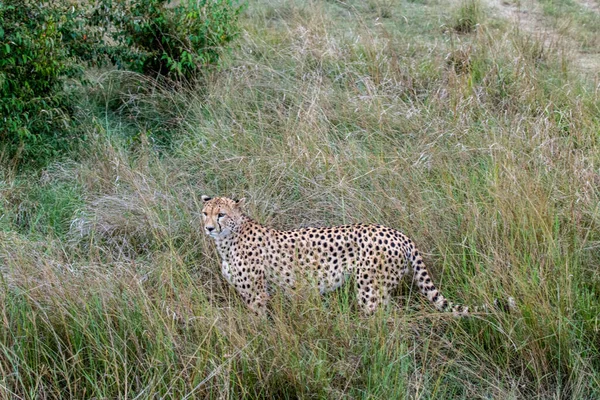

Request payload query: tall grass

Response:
[1,0,599,398]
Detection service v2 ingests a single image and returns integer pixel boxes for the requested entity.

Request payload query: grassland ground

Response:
[1,0,600,398]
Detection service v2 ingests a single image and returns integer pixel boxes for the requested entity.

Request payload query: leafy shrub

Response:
[0,0,244,167]
[0,0,84,166]
[99,0,245,80]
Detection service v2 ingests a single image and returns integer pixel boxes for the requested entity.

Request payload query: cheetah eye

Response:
[217,212,226,218]
[202,212,207,217]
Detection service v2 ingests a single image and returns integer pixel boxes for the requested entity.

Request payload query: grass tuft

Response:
[453,0,484,33]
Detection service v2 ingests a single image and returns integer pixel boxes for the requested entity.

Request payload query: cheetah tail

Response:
[409,248,515,317]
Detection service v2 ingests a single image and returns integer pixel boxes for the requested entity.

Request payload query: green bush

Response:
[0,0,84,166]
[100,0,245,80]
[0,0,244,167]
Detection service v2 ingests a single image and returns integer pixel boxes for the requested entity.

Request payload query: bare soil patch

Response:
[484,0,600,76]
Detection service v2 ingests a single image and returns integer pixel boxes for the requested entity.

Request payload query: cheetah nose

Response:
[206,226,215,233]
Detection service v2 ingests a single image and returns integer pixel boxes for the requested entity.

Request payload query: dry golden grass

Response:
[1,0,599,398]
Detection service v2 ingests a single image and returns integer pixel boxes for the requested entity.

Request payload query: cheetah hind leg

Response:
[356,275,391,315]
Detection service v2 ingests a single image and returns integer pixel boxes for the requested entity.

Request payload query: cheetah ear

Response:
[201,195,212,202]
[235,197,246,207]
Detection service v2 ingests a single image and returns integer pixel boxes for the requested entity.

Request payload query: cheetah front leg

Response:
[230,260,269,315]
[238,288,269,316]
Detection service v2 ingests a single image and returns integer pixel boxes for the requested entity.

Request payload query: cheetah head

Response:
[201,196,246,238]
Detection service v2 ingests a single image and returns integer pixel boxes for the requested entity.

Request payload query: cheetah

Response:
[201,196,510,316]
